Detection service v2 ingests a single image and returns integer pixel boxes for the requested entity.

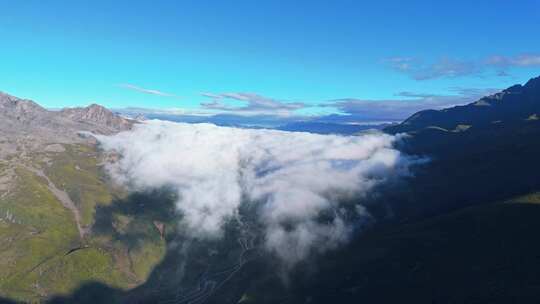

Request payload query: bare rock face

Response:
[0,92,51,125]
[0,92,46,115]
[60,104,133,132]
[0,91,134,151]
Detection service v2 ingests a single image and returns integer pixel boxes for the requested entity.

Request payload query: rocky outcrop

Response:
[0,92,48,122]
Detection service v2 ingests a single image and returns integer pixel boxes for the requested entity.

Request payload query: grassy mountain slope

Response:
[0,144,166,303]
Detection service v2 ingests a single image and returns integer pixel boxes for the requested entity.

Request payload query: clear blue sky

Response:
[0,0,539,120]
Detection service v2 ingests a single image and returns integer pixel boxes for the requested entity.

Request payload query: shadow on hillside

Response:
[92,188,179,248]
[385,120,540,221]
[45,187,265,304]
[46,283,122,304]
[6,119,540,303]
[46,189,181,304]
[38,201,540,304]
[0,297,17,304]
[281,201,540,303]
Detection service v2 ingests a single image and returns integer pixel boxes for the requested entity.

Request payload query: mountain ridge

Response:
[385,75,540,134]
[0,92,133,141]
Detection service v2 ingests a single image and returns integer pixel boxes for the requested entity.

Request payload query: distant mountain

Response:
[0,92,133,142]
[60,104,132,131]
[277,121,392,134]
[386,76,540,134]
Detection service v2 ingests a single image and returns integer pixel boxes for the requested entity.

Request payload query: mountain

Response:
[378,76,540,220]
[0,92,133,140]
[0,92,153,303]
[0,92,49,122]
[386,76,540,134]
[60,104,132,131]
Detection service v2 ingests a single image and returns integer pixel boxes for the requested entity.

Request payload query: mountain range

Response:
[387,76,540,134]
[0,92,132,138]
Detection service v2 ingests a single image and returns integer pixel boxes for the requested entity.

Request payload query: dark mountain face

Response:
[378,76,540,220]
[385,76,540,134]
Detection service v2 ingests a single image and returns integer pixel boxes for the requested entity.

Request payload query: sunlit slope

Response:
[0,144,165,302]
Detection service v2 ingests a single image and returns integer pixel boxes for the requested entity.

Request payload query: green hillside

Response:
[0,144,167,303]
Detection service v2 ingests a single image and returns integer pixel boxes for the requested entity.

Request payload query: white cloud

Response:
[96,120,416,266]
[119,83,182,99]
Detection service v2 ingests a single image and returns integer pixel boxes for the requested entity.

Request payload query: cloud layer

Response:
[97,121,415,266]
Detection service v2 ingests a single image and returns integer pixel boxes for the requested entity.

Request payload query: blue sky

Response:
[0,0,539,122]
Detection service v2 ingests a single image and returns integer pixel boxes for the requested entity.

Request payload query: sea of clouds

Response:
[96,120,415,266]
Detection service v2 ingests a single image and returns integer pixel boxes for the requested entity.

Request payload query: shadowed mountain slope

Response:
[386,76,540,134]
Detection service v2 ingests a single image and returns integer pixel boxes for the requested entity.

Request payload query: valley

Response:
[1,76,540,303]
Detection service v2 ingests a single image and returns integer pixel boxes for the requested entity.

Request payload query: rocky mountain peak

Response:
[0,92,46,115]
[0,90,134,145]
[60,104,132,131]
[0,92,49,126]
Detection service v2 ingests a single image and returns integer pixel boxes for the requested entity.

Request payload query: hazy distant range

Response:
[114,109,399,135]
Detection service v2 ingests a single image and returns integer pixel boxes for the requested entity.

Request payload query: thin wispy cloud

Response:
[386,57,480,80]
[387,53,540,80]
[200,92,307,116]
[119,84,182,99]
[384,57,415,72]
[486,54,540,67]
